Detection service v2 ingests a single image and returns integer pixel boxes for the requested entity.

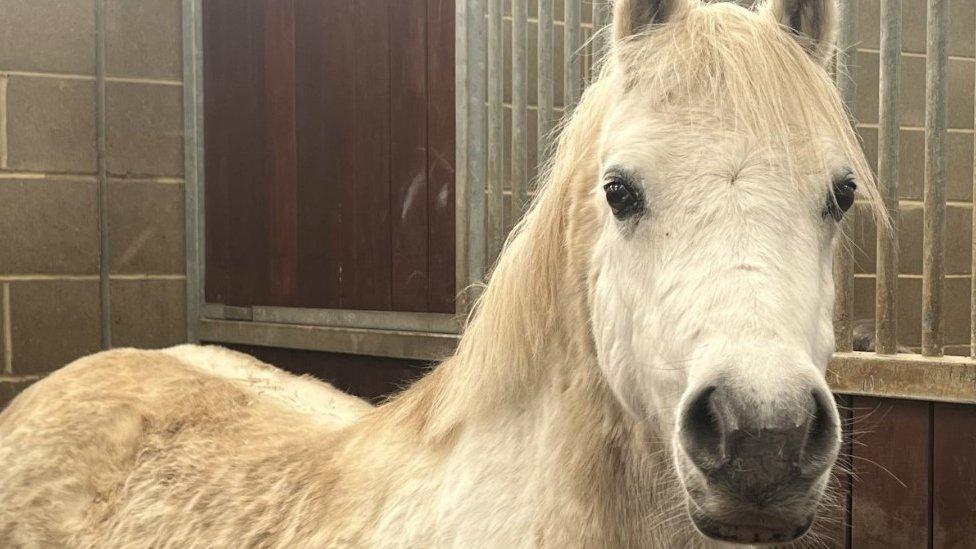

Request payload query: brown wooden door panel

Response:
[851,397,932,548]
[203,0,271,307]
[203,0,455,313]
[264,0,300,306]
[425,0,457,314]
[390,0,432,312]
[933,403,976,548]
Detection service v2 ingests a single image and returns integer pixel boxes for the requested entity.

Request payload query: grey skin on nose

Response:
[678,384,840,544]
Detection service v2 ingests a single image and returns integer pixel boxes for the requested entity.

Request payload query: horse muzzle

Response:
[674,381,841,545]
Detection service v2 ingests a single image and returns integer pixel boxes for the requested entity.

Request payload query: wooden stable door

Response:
[202,0,455,313]
[815,397,976,549]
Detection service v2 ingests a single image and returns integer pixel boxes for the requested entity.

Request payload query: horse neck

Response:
[350,167,681,544]
[356,333,675,545]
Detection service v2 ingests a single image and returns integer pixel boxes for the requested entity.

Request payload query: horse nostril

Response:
[679,386,725,471]
[804,389,839,462]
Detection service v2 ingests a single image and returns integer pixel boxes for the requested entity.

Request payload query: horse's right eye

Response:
[603,177,644,220]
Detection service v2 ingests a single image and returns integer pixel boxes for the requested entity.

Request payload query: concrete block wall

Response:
[0,0,186,407]
[852,0,975,355]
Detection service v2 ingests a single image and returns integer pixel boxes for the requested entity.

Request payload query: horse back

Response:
[0,345,370,547]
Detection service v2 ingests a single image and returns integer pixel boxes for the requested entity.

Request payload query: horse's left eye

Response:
[824,175,857,221]
[603,178,643,219]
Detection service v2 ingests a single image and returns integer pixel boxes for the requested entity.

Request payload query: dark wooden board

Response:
[263,0,299,305]
[342,0,393,311]
[295,0,353,310]
[203,0,270,307]
[932,402,976,548]
[426,0,456,313]
[850,397,932,549]
[264,0,300,306]
[389,0,431,312]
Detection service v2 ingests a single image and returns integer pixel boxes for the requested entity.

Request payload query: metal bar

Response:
[200,303,460,334]
[537,0,554,167]
[833,0,858,352]
[253,307,459,334]
[201,304,253,322]
[183,0,205,343]
[456,0,488,313]
[512,0,529,222]
[95,0,111,348]
[828,352,976,405]
[487,0,504,265]
[972,8,976,359]
[923,0,949,356]
[875,0,902,355]
[564,0,581,111]
[197,319,460,362]
[592,0,610,73]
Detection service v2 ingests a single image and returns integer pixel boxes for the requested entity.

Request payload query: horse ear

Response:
[767,0,837,65]
[612,0,686,41]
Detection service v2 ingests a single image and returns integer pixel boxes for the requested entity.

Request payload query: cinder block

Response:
[105,81,183,177]
[0,179,99,275]
[853,275,972,348]
[847,202,972,277]
[856,53,974,131]
[5,77,97,173]
[859,127,974,202]
[945,345,972,357]
[0,0,95,74]
[105,0,183,80]
[9,280,101,375]
[108,180,185,274]
[857,0,881,53]
[110,278,186,349]
[897,204,972,276]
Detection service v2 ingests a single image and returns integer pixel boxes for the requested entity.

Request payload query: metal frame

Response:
[182,0,467,359]
[184,0,976,402]
[182,0,204,344]
[828,0,976,403]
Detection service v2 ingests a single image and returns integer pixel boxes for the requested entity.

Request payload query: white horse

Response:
[0,0,884,546]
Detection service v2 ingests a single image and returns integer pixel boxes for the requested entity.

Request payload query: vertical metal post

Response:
[456,0,488,311]
[512,0,529,222]
[833,0,858,352]
[972,7,976,358]
[592,0,611,72]
[564,0,581,112]
[876,0,902,355]
[538,0,554,167]
[95,0,112,348]
[487,0,505,264]
[922,0,949,356]
[182,0,206,342]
